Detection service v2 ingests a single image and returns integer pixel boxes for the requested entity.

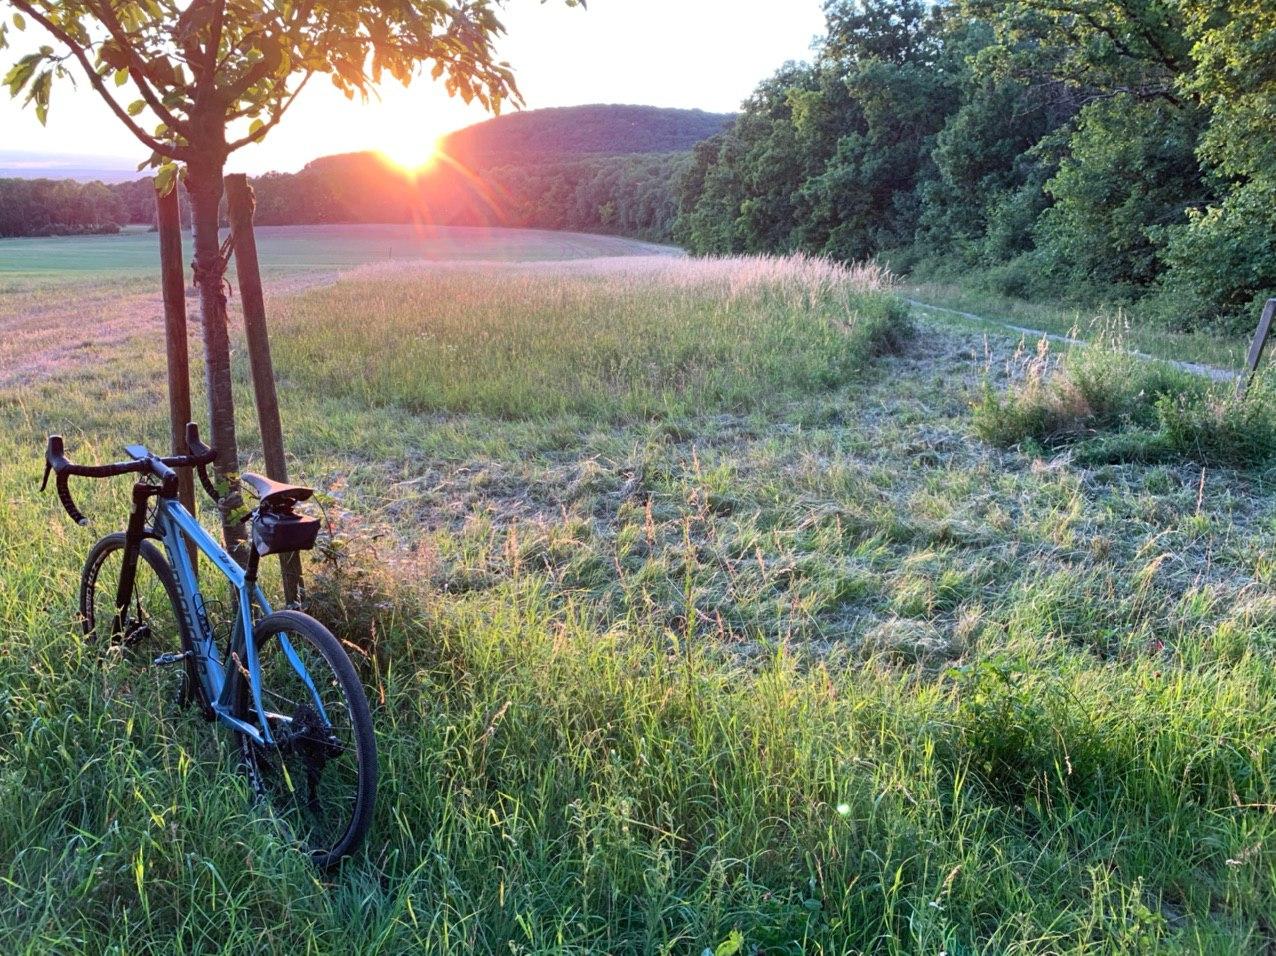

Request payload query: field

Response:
[0,226,680,390]
[0,224,680,279]
[1,226,1274,953]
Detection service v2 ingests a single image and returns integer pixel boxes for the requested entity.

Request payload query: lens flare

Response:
[378,134,442,174]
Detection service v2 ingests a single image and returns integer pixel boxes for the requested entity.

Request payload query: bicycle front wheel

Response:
[236,610,377,868]
[79,532,206,714]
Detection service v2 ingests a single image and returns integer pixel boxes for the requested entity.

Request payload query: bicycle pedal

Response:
[153,651,190,667]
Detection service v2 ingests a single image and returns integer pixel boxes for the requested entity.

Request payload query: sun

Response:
[378,133,443,175]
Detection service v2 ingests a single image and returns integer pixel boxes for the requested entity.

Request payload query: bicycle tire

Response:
[235,610,377,869]
[79,532,210,715]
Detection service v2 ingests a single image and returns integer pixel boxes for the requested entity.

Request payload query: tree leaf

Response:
[4,53,41,97]
[126,99,146,116]
[24,70,52,125]
[154,162,179,196]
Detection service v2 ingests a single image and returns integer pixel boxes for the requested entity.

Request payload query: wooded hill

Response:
[438,104,733,165]
[674,0,1276,333]
[0,105,731,242]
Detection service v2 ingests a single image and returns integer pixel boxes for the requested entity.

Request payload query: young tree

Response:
[2,0,577,555]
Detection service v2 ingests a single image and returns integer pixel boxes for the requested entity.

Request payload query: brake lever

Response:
[40,459,52,492]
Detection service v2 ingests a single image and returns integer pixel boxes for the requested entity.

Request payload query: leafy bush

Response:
[972,335,1199,447]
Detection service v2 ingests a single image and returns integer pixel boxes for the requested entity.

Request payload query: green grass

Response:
[1,249,1275,953]
[903,279,1253,371]
[269,257,906,420]
[972,331,1276,468]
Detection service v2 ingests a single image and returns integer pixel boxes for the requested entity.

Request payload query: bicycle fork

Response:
[109,482,158,642]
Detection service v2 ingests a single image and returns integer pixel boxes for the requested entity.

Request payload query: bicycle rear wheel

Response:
[236,610,377,868]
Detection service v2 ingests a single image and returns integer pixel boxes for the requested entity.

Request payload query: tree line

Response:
[0,176,178,237]
[246,150,690,242]
[675,0,1276,332]
[7,2,1273,333]
[0,149,687,243]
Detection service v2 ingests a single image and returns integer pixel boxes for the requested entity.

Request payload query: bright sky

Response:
[0,0,827,175]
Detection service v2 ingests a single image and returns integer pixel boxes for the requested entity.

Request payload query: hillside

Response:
[437,104,733,166]
[245,105,733,239]
[2,104,733,240]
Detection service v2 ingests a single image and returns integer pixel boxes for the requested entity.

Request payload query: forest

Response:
[5,2,1274,332]
[0,176,157,237]
[677,0,1276,332]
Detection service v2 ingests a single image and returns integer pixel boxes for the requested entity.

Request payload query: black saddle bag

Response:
[252,506,320,556]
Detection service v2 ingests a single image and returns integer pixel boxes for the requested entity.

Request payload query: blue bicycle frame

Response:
[151,497,326,746]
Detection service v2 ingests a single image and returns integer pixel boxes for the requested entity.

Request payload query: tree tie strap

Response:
[190,232,236,305]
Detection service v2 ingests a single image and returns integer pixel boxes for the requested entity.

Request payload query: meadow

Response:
[0,224,679,279]
[0,229,1274,953]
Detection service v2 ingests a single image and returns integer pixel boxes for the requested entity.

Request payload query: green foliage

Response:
[1035,97,1205,295]
[798,57,956,260]
[1155,375,1276,469]
[974,333,1276,469]
[677,0,1276,333]
[0,177,127,237]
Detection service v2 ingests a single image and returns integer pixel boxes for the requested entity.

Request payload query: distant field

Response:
[0,224,682,389]
[0,223,681,281]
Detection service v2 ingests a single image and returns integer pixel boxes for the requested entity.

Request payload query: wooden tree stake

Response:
[1238,298,1276,398]
[156,182,198,568]
[225,173,301,605]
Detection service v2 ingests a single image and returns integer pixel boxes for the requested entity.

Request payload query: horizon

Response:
[1,0,825,178]
[0,103,738,183]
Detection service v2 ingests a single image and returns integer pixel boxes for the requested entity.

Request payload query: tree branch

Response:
[226,71,311,152]
[8,0,188,160]
[196,0,226,111]
[88,0,192,135]
[226,70,287,119]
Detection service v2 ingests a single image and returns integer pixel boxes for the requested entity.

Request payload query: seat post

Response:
[244,546,260,587]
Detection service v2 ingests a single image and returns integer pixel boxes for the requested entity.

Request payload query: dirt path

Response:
[905,297,1240,384]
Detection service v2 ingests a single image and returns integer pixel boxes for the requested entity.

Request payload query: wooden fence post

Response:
[1238,298,1276,398]
[156,182,198,568]
[224,173,301,605]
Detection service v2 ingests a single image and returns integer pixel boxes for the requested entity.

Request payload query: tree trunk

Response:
[187,158,248,562]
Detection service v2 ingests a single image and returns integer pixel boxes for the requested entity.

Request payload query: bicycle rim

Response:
[239,613,374,866]
[80,535,193,706]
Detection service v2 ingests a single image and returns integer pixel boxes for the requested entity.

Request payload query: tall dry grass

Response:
[270,254,906,420]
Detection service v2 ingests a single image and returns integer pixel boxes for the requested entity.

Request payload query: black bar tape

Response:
[196,464,220,503]
[56,472,88,526]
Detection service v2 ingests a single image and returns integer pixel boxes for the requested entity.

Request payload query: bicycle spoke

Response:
[80,535,195,716]
[240,615,371,864]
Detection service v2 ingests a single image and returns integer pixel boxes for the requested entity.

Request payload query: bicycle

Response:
[42,423,376,868]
